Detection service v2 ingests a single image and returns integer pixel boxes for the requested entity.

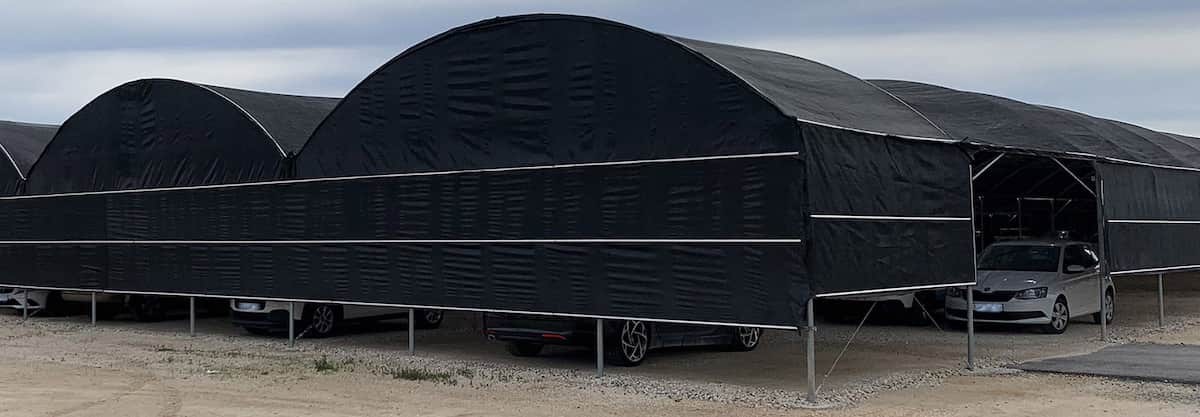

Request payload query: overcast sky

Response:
[1,0,1196,136]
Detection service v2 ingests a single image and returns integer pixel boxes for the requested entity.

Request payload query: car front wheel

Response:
[607,320,649,367]
[727,327,762,352]
[1042,297,1070,334]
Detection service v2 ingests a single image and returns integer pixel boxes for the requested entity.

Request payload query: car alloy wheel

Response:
[738,327,761,348]
[1045,298,1069,334]
[310,305,337,336]
[619,320,649,364]
[424,310,443,325]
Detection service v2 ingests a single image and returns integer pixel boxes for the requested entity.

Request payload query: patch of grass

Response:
[313,355,339,373]
[388,367,456,385]
[455,367,476,379]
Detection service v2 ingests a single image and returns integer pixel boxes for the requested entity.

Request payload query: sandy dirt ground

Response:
[0,275,1198,416]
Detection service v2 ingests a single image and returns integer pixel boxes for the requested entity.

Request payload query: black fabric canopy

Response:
[25,79,338,194]
[282,14,973,327]
[0,120,56,195]
[870,79,1200,169]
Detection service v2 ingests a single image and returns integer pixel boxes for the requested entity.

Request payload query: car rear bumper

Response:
[483,314,594,346]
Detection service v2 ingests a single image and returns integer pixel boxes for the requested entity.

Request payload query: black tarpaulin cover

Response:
[873,79,1200,275]
[0,14,976,328]
[24,79,339,194]
[283,14,971,326]
[1099,162,1200,274]
[871,79,1200,169]
[0,120,56,195]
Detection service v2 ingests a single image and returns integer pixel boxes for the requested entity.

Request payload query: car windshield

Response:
[978,245,1060,272]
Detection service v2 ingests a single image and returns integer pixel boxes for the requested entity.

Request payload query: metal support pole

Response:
[1099,274,1107,341]
[90,292,97,325]
[188,297,196,337]
[806,298,817,403]
[408,308,416,355]
[287,302,296,348]
[1158,273,1165,327]
[967,286,976,370]
[21,288,28,321]
[596,319,605,377]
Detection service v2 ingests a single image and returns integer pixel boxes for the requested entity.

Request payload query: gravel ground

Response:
[0,274,1198,414]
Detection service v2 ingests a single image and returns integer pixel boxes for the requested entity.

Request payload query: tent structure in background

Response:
[24,78,338,194]
[0,78,339,291]
[0,120,56,195]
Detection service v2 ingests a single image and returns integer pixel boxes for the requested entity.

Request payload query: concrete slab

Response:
[1018,343,1200,384]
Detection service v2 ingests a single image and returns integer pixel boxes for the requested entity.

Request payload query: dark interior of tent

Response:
[970,150,1098,250]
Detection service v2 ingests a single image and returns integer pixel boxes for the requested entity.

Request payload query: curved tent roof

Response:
[0,120,56,195]
[26,79,338,194]
[298,14,946,177]
[870,79,1200,169]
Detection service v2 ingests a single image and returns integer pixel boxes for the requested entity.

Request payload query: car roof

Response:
[987,239,1091,248]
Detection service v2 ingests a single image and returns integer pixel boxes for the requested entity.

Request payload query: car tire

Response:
[303,304,342,338]
[1093,288,1114,325]
[606,320,650,367]
[130,296,168,322]
[505,342,544,357]
[727,327,763,352]
[415,309,444,329]
[1042,296,1070,334]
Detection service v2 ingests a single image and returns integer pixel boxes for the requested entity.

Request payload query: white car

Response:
[230,299,444,338]
[0,288,50,312]
[946,240,1115,334]
[0,288,205,321]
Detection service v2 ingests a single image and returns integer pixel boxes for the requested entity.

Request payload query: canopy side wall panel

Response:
[1099,162,1200,273]
[0,154,809,327]
[297,17,798,178]
[804,126,974,294]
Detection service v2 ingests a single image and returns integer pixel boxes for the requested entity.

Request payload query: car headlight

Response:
[1015,287,1048,300]
[946,287,964,298]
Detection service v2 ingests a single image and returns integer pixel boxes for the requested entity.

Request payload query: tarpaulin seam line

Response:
[1104,266,1200,275]
[810,214,971,221]
[1107,220,1200,224]
[794,117,959,144]
[192,83,288,158]
[862,80,952,139]
[0,283,798,330]
[814,282,978,298]
[0,142,22,180]
[0,239,805,244]
[0,151,801,201]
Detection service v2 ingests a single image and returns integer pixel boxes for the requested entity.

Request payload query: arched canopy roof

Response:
[26,78,338,194]
[870,79,1200,169]
[0,120,56,195]
[298,14,946,177]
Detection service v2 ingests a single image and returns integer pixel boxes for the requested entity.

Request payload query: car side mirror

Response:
[1066,265,1086,273]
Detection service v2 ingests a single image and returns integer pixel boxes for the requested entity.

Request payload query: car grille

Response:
[973,290,1016,302]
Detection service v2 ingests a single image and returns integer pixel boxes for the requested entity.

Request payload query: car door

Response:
[1061,244,1099,316]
